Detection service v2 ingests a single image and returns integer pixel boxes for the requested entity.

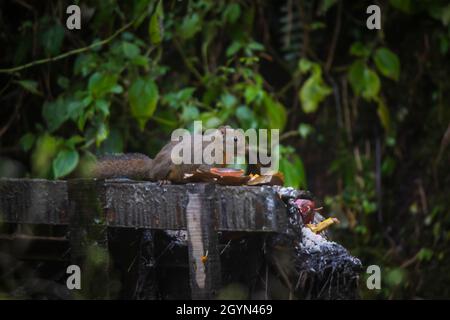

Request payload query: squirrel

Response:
[91,126,239,183]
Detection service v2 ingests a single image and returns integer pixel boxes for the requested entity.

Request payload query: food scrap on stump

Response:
[267,187,362,299]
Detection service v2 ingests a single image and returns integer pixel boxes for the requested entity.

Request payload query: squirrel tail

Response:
[91,153,153,180]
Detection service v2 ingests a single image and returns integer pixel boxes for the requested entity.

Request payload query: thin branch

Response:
[400,251,420,269]
[13,0,33,11]
[173,38,203,82]
[276,71,301,97]
[0,94,22,137]
[0,18,137,74]
[327,74,342,130]
[0,78,13,96]
[280,130,300,142]
[325,0,342,72]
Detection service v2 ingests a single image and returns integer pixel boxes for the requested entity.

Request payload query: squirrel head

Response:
[200,125,241,166]
[219,126,247,165]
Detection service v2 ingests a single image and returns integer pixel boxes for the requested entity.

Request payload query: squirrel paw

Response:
[157,180,172,186]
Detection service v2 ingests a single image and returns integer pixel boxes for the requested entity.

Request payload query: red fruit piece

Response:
[294,199,316,224]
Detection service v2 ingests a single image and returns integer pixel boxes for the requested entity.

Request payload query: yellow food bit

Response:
[201,250,208,264]
[306,217,340,234]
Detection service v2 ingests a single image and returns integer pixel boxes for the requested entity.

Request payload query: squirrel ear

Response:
[218,125,232,134]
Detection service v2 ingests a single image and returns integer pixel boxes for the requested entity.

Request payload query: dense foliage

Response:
[0,0,449,298]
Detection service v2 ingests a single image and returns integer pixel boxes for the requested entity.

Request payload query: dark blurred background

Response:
[0,0,449,299]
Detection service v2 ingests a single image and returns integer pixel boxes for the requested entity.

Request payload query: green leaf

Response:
[385,268,405,287]
[179,13,201,40]
[86,245,109,268]
[244,85,262,104]
[263,94,287,130]
[439,34,449,54]
[220,93,237,109]
[66,135,84,149]
[382,156,396,176]
[129,77,159,130]
[42,97,69,132]
[348,60,380,100]
[40,24,65,56]
[122,42,140,59]
[20,133,35,151]
[199,112,222,129]
[57,76,70,89]
[247,41,264,52]
[96,123,109,147]
[299,76,332,113]
[67,99,85,121]
[95,99,110,117]
[280,152,307,189]
[319,0,337,14]
[298,123,314,139]
[362,200,377,214]
[31,134,59,178]
[181,105,199,123]
[88,72,118,98]
[74,54,97,76]
[389,0,412,14]
[111,84,124,94]
[310,22,326,30]
[98,128,124,154]
[178,87,196,100]
[350,42,371,58]
[133,0,153,28]
[374,47,400,81]
[149,0,164,45]
[52,149,79,179]
[163,88,196,109]
[376,97,391,132]
[440,5,450,26]
[417,248,433,262]
[299,58,314,73]
[354,225,368,235]
[236,105,256,128]
[236,105,253,120]
[15,80,42,96]
[226,41,242,57]
[298,59,331,113]
[223,3,241,24]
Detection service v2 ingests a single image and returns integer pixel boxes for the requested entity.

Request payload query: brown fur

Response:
[92,153,153,179]
[92,127,238,182]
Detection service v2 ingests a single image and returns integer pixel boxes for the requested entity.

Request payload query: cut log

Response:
[0,178,362,300]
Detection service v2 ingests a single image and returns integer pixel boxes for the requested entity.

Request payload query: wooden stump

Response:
[0,178,361,299]
[186,184,221,299]
[67,179,111,299]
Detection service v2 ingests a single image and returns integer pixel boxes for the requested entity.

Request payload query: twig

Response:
[13,0,33,11]
[327,74,342,130]
[0,18,139,74]
[376,135,383,224]
[276,71,301,97]
[400,251,419,269]
[280,130,299,142]
[325,0,342,72]
[0,78,13,96]
[341,75,353,143]
[435,122,450,166]
[416,179,428,215]
[0,94,22,137]
[173,38,203,82]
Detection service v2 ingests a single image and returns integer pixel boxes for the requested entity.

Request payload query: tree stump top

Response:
[0,178,288,232]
